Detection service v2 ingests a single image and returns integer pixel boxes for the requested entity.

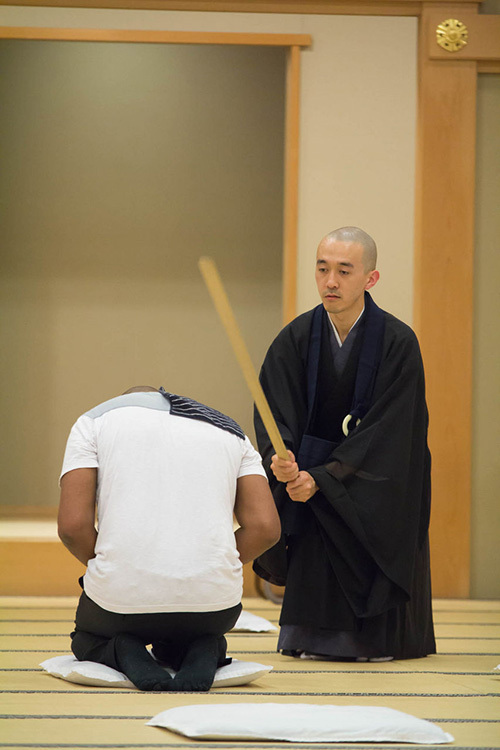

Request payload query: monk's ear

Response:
[365,270,380,290]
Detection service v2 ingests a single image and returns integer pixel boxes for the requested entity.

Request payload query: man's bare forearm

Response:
[235,524,280,566]
[233,474,281,565]
[58,468,98,566]
[59,527,97,566]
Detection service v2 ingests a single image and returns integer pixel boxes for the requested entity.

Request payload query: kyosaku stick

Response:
[199,256,289,461]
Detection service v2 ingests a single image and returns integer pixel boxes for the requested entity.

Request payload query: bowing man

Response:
[58,386,280,691]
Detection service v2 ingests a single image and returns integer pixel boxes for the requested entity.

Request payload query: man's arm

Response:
[233,475,281,565]
[58,468,98,566]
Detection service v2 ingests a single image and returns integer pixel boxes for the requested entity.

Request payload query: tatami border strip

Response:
[271,669,498,675]
[426,718,500,723]
[2,689,500,696]
[2,668,498,676]
[2,649,500,656]
[0,744,497,750]
[0,633,500,641]
[1,619,499,626]
[0,740,494,750]
[2,714,500,722]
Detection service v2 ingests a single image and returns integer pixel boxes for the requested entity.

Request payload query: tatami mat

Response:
[1,596,499,749]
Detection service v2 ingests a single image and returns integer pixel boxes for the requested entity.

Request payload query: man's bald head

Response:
[122,386,158,394]
[322,227,377,272]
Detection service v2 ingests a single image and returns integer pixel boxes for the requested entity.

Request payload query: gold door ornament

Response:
[436,19,468,53]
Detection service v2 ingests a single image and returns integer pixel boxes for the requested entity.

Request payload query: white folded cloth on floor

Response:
[231,610,277,632]
[148,703,454,743]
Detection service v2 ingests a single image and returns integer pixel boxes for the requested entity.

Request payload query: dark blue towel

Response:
[159,387,245,440]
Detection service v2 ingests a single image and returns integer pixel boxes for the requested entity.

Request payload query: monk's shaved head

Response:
[322,227,377,272]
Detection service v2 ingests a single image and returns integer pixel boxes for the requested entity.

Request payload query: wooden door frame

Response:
[415,5,500,596]
[0,24,309,331]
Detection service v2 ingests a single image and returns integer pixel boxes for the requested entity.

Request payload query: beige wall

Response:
[296,16,416,321]
[471,72,500,599]
[1,6,418,325]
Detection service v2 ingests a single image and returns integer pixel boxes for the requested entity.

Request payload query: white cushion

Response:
[40,655,272,689]
[211,659,272,687]
[147,703,454,744]
[231,610,277,632]
[40,655,134,688]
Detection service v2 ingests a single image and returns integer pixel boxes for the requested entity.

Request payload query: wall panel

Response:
[471,72,500,599]
[0,40,286,509]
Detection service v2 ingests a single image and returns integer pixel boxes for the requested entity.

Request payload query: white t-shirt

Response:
[60,392,267,614]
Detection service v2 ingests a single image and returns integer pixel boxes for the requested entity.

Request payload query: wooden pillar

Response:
[282,44,301,326]
[414,4,478,597]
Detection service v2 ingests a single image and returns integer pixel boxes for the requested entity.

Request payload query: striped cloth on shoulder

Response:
[159,387,245,440]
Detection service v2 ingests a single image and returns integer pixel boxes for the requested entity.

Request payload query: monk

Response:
[253,227,436,661]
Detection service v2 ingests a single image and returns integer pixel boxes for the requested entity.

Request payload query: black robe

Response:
[253,295,436,659]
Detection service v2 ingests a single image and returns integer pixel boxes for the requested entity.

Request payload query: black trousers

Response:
[71,591,242,672]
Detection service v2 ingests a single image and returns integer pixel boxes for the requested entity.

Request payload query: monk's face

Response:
[315,239,379,319]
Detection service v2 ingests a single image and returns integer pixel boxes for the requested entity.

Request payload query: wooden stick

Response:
[199,256,289,461]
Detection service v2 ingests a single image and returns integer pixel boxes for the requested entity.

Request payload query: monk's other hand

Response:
[286,471,318,503]
[270,450,299,483]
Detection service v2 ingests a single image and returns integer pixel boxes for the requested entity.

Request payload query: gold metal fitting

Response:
[436,19,468,53]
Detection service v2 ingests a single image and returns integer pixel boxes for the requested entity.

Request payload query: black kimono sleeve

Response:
[252,310,313,585]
